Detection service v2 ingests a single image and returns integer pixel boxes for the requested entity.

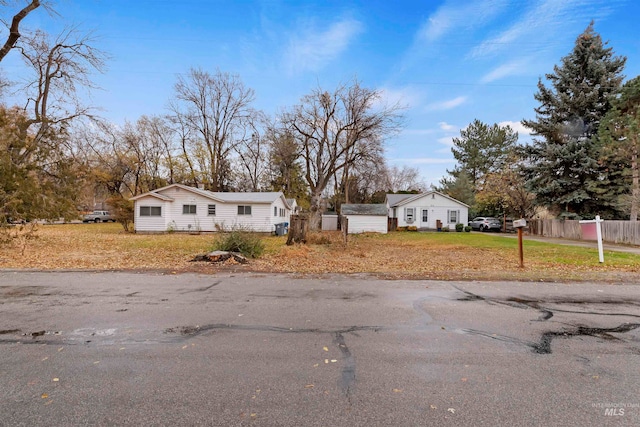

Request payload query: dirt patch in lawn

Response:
[1,224,640,282]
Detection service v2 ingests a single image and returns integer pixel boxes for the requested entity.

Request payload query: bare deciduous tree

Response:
[385,164,426,193]
[17,27,106,142]
[170,68,255,191]
[234,112,270,191]
[281,79,403,228]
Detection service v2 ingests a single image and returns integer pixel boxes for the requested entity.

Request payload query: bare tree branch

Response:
[0,0,40,62]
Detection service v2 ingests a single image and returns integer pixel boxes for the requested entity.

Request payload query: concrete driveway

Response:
[1,272,639,426]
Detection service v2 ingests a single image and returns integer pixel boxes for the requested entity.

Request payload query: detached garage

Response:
[341,204,388,234]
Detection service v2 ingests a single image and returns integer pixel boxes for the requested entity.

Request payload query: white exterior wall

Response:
[395,194,468,229]
[133,196,170,232]
[134,187,291,233]
[346,215,388,234]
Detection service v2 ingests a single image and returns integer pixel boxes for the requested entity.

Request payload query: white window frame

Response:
[274,206,278,216]
[238,205,252,215]
[448,209,459,224]
[422,209,428,223]
[183,204,196,215]
[208,204,216,216]
[140,206,161,217]
[405,207,415,223]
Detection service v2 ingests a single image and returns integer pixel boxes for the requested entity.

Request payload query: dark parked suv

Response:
[468,217,502,232]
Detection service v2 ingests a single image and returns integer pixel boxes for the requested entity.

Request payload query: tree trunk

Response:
[309,189,323,231]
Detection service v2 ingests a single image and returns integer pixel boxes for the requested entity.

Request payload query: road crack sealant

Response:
[451,285,640,355]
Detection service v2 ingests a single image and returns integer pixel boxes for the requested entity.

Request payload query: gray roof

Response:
[206,191,283,204]
[385,193,414,207]
[130,184,288,206]
[341,204,388,216]
[386,191,469,208]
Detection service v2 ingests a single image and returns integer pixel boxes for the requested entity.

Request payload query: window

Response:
[448,210,459,224]
[274,206,278,216]
[422,209,428,223]
[405,207,415,223]
[279,208,285,217]
[183,204,196,214]
[208,205,216,216]
[238,205,252,215]
[140,206,161,216]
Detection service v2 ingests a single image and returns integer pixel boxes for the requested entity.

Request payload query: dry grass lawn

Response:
[1,222,640,282]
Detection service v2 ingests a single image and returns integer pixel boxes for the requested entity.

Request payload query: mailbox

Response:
[513,219,527,228]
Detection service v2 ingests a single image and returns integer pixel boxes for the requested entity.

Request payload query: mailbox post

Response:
[513,219,527,268]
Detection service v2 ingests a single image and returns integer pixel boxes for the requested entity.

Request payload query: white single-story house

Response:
[130,184,292,233]
[286,198,301,214]
[386,191,469,230]
[341,204,388,234]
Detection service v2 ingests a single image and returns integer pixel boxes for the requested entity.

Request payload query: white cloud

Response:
[498,121,532,135]
[439,121,457,132]
[470,0,615,59]
[377,86,423,109]
[480,58,531,83]
[418,0,509,42]
[285,18,364,74]
[391,157,455,165]
[425,96,467,111]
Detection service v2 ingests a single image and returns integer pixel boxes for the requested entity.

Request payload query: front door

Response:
[421,209,429,228]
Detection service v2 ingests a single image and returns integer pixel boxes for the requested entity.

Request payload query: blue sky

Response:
[3,0,640,186]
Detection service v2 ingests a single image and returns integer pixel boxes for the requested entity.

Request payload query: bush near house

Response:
[213,230,265,258]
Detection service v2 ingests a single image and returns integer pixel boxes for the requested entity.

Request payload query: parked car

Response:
[82,210,115,223]
[468,216,502,232]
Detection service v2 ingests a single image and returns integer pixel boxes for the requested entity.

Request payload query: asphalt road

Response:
[1,271,640,426]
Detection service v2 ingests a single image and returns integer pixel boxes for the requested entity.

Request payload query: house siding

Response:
[133,196,170,232]
[392,193,468,230]
[345,215,387,234]
[133,186,291,233]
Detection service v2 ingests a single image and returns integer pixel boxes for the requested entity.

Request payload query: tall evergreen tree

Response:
[522,22,626,218]
[449,119,518,189]
[598,76,640,220]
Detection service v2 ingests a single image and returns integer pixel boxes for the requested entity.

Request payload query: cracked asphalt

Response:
[1,271,640,426]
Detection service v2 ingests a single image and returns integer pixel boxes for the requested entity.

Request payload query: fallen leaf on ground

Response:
[448,408,456,414]
[323,346,329,352]
[305,384,314,388]
[393,389,403,393]
[52,378,59,382]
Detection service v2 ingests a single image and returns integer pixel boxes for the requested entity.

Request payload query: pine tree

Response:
[522,22,626,218]
[598,76,640,220]
[449,119,518,189]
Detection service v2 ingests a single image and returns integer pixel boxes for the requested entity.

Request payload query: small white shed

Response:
[341,204,388,234]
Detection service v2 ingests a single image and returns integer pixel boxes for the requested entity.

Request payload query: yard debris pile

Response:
[190,250,248,264]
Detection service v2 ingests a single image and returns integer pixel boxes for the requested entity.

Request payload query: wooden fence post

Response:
[341,215,348,244]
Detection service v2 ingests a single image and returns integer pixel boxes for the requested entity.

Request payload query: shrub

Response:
[407,226,418,232]
[464,226,472,232]
[397,226,408,232]
[455,223,464,232]
[441,226,450,232]
[213,230,265,258]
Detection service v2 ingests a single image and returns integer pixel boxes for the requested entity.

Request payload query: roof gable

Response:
[387,191,469,208]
